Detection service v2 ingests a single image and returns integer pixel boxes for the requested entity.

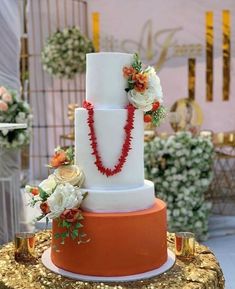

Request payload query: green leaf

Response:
[71,229,79,240]
[62,220,71,229]
[74,222,83,229]
[54,233,61,239]
[82,191,88,200]
[39,187,48,202]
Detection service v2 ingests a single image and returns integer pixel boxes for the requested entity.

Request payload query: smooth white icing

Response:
[86,52,133,109]
[81,180,155,212]
[75,108,144,189]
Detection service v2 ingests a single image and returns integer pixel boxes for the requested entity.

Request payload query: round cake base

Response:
[42,248,175,282]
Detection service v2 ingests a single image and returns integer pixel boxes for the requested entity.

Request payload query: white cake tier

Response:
[86,52,133,108]
[81,180,155,212]
[75,108,144,189]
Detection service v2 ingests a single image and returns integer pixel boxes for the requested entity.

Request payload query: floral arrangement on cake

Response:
[0,86,32,149]
[26,147,88,244]
[123,53,166,126]
[144,132,213,240]
[41,26,94,79]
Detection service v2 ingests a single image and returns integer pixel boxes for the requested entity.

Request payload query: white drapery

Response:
[0,0,23,243]
[0,0,21,92]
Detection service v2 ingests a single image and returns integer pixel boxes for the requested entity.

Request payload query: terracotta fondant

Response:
[51,199,167,276]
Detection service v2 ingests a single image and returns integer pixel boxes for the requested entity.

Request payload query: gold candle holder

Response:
[15,232,36,263]
[175,232,195,260]
[216,132,224,144]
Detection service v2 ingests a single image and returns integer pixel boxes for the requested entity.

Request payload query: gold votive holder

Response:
[15,232,36,263]
[228,133,235,143]
[175,232,195,260]
[216,132,224,144]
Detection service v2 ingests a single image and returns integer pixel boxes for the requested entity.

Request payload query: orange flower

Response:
[50,151,67,168]
[123,66,136,78]
[133,73,148,93]
[40,202,50,215]
[31,187,39,196]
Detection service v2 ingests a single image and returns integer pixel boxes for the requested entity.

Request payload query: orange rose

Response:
[50,151,67,168]
[40,202,50,215]
[133,73,148,93]
[60,208,81,223]
[123,66,136,78]
[31,187,39,196]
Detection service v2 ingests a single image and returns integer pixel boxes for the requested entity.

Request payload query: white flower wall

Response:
[144,132,214,240]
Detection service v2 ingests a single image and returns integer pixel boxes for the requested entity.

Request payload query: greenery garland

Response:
[0,86,32,149]
[41,26,94,79]
[144,132,214,240]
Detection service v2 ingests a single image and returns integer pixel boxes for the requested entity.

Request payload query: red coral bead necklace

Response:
[83,101,136,177]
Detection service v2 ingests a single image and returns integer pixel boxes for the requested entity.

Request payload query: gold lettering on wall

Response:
[188,58,196,100]
[206,12,213,102]
[222,10,231,101]
[92,12,100,52]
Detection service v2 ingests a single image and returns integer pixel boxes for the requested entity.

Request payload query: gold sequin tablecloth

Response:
[0,231,225,289]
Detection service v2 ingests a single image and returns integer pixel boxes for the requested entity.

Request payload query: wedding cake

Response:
[49,53,170,278]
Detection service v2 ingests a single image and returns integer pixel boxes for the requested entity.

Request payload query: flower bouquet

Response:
[26,147,88,244]
[123,53,166,126]
[0,86,32,149]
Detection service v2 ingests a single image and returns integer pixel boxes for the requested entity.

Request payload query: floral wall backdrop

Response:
[144,132,214,240]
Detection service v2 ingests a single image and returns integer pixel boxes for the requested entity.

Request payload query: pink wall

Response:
[87,0,235,132]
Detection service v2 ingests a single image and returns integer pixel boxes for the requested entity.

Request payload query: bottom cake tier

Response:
[51,198,167,277]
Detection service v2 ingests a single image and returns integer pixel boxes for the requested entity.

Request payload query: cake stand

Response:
[42,248,175,282]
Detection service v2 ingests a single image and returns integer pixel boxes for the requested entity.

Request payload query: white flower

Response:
[46,183,83,219]
[39,175,57,195]
[25,185,32,194]
[54,165,85,187]
[1,128,8,136]
[16,112,26,123]
[128,89,155,112]
[18,133,25,144]
[146,67,163,101]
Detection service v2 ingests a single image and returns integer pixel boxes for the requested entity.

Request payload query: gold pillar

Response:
[188,58,196,100]
[205,12,213,102]
[92,12,100,52]
[222,10,231,101]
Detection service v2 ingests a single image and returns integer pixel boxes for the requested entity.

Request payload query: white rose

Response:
[128,89,155,112]
[146,67,163,101]
[46,183,83,219]
[39,174,57,195]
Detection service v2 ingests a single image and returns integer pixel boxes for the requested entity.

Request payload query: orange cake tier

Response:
[51,199,167,277]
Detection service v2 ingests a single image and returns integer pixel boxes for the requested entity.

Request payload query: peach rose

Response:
[0,100,8,112]
[2,93,12,103]
[0,86,8,96]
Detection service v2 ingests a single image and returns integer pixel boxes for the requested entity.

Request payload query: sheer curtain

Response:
[0,0,22,244]
[0,0,21,92]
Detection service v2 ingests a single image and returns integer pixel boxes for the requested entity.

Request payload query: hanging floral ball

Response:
[41,26,94,79]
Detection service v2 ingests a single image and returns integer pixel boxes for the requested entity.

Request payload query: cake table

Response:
[0,231,225,289]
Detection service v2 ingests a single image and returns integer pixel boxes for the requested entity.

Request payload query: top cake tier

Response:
[86,52,133,108]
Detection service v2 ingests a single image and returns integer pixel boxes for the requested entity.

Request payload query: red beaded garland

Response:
[83,101,136,177]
